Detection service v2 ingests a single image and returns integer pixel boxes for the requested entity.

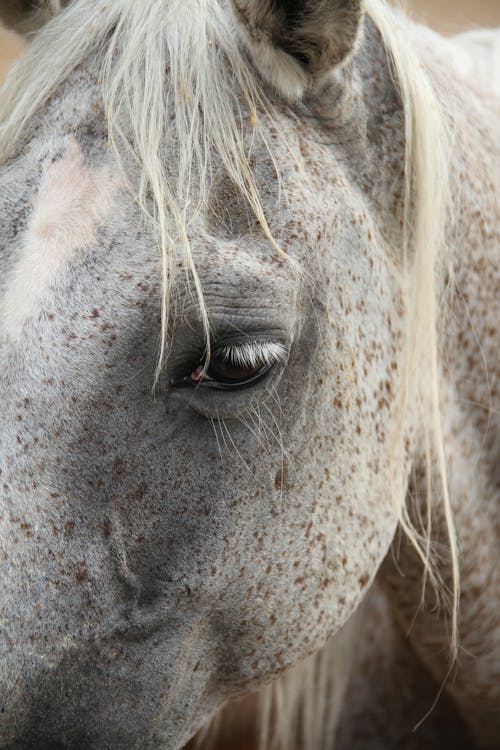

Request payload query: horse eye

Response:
[171,342,286,391]
[189,356,274,390]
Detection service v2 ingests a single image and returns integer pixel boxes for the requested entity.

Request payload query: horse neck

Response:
[380,29,500,747]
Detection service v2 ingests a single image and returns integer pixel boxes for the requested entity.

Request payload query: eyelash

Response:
[215,341,288,369]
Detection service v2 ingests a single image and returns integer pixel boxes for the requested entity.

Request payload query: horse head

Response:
[3,0,494,748]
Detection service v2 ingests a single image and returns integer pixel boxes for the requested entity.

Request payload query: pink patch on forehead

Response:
[1,139,120,339]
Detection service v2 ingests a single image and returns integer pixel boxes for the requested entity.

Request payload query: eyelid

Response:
[190,361,275,391]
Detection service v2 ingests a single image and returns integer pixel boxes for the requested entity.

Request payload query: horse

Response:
[0,1,498,748]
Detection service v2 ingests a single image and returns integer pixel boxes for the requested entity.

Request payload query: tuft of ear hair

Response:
[0,0,67,36]
[231,0,364,100]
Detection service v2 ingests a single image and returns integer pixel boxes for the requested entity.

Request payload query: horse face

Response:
[0,1,405,747]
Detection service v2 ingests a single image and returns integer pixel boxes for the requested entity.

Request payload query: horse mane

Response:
[0,2,459,747]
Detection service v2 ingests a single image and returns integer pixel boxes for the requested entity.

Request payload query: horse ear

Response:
[231,0,364,100]
[0,1,67,36]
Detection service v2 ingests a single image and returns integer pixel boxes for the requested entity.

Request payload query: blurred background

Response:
[413,0,500,29]
[1,1,500,83]
[1,24,23,82]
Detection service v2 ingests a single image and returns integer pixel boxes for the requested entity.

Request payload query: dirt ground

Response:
[0,2,498,750]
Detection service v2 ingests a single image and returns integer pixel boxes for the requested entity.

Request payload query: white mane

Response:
[0,1,459,747]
